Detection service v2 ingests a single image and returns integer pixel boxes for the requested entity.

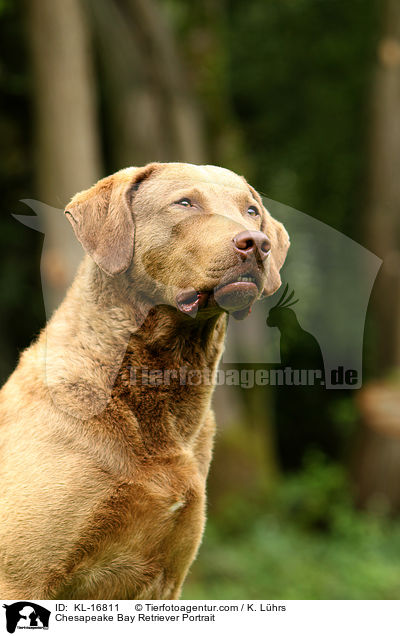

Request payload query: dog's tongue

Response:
[176,290,209,317]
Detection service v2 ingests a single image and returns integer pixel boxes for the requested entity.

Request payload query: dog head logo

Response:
[3,603,50,633]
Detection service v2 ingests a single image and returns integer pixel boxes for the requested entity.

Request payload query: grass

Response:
[182,456,400,599]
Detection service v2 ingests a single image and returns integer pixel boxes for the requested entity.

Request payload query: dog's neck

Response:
[41,257,227,437]
[110,303,227,449]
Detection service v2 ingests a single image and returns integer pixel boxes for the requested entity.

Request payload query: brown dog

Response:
[0,163,289,599]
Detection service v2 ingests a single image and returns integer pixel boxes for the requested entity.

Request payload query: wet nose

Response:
[232,230,271,261]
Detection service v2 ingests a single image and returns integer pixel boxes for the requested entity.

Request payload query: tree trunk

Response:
[87,0,206,167]
[365,0,400,370]
[353,0,400,512]
[27,0,102,308]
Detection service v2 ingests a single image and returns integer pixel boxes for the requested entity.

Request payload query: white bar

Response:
[2,600,399,636]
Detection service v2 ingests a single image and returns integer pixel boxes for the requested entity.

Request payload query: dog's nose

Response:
[232,231,271,261]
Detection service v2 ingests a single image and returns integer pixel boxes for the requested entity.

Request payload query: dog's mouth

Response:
[176,271,261,320]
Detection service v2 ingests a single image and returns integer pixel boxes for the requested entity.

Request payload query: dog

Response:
[0,162,289,599]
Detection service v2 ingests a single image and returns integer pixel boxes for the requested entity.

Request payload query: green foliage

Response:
[226,0,378,238]
[184,456,400,599]
[273,451,352,532]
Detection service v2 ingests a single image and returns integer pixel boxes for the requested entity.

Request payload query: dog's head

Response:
[65,163,290,319]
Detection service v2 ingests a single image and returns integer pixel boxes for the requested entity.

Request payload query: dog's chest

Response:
[112,356,213,448]
[62,332,218,598]
[128,457,207,573]
[62,453,207,600]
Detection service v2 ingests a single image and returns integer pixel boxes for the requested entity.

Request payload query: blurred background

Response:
[1,0,400,599]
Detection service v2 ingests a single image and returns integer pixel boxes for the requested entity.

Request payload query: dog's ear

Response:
[248,185,290,297]
[64,164,158,275]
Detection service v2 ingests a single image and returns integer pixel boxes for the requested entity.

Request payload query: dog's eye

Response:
[175,198,192,207]
[247,206,260,217]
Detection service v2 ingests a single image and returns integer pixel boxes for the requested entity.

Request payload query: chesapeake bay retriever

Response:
[0,162,289,599]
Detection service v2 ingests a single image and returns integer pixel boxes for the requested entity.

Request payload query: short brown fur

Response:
[0,163,289,599]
